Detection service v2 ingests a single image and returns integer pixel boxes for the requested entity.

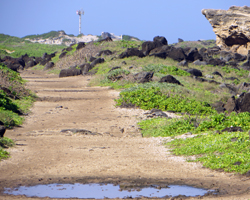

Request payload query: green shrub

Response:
[106,69,130,80]
[139,117,195,137]
[118,40,142,49]
[196,112,250,132]
[143,64,190,76]
[168,131,250,174]
[0,109,24,127]
[221,66,249,77]
[0,149,10,160]
[116,86,216,115]
[0,91,19,113]
[0,64,35,127]
[139,111,250,138]
[0,63,23,83]
[0,137,15,160]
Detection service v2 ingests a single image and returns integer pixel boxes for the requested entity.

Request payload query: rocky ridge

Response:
[25,31,122,46]
[202,6,250,55]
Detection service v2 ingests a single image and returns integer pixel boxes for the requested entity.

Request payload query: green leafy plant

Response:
[221,66,249,77]
[168,131,250,174]
[116,86,216,115]
[0,64,35,127]
[106,69,130,80]
[140,111,250,138]
[0,91,19,113]
[139,117,195,137]
[143,64,189,76]
[0,137,15,160]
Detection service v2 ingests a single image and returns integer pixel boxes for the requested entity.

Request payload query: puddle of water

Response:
[4,183,213,199]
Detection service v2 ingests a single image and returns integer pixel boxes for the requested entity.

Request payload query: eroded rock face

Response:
[202,6,250,55]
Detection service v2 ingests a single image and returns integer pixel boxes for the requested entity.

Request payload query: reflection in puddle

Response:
[5,183,213,198]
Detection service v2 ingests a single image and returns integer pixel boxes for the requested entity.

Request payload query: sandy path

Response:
[0,69,249,200]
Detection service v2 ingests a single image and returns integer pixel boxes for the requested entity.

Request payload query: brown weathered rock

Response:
[224,96,237,113]
[202,6,250,55]
[0,126,6,138]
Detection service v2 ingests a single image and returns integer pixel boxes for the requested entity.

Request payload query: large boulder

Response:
[224,96,238,113]
[26,60,37,68]
[149,45,170,59]
[2,57,25,71]
[237,92,250,112]
[59,68,82,78]
[0,125,6,137]
[185,68,202,77]
[98,37,113,43]
[79,63,91,74]
[76,42,85,50]
[207,46,221,56]
[233,53,247,62]
[141,41,159,56]
[65,46,73,52]
[90,58,104,68]
[202,6,250,55]
[42,53,48,59]
[119,48,145,59]
[44,62,55,70]
[96,50,112,56]
[238,82,250,93]
[206,58,225,66]
[167,47,186,62]
[223,92,250,113]
[220,51,233,62]
[193,60,207,66]
[21,54,35,67]
[89,56,96,62]
[149,52,167,59]
[142,36,167,55]
[212,71,223,77]
[153,36,168,46]
[59,52,67,59]
[186,48,203,62]
[212,101,226,113]
[133,72,154,83]
[35,57,42,64]
[40,58,51,66]
[101,32,112,39]
[159,75,183,86]
[222,127,243,132]
[178,60,188,67]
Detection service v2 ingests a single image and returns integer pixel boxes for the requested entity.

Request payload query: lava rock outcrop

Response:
[202,6,250,55]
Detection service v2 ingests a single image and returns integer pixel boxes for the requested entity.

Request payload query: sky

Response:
[0,0,249,44]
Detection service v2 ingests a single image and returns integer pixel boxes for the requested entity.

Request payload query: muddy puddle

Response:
[4,183,214,199]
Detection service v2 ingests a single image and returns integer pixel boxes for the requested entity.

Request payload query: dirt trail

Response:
[0,69,249,200]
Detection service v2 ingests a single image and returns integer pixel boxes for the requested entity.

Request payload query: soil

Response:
[0,69,249,200]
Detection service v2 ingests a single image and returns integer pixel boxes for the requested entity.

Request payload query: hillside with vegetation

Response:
[1,34,250,177]
[0,33,66,58]
[0,63,36,159]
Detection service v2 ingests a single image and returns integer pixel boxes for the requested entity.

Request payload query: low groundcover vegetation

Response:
[137,111,250,174]
[0,63,36,160]
[168,131,250,174]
